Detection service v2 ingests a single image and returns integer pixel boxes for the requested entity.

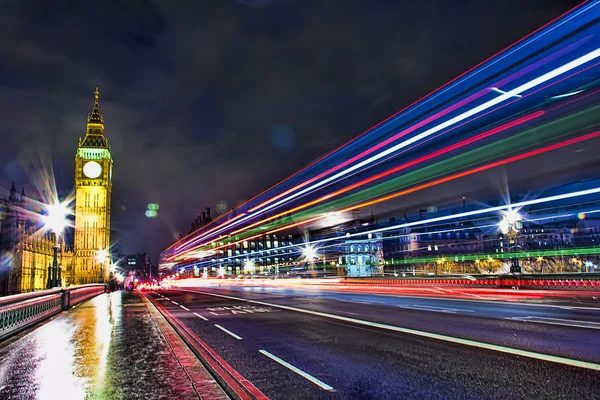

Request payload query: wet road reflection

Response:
[0,291,202,400]
[0,293,120,399]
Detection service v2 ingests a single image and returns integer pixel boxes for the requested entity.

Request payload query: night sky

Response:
[0,0,583,264]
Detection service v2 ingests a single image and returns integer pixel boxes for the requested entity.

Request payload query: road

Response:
[148,285,600,399]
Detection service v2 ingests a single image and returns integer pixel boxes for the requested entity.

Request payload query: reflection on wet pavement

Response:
[0,291,203,399]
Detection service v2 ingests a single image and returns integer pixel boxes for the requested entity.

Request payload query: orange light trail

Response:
[178,111,544,253]
[242,131,600,240]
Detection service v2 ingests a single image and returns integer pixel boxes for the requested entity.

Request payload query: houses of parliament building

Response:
[0,89,113,295]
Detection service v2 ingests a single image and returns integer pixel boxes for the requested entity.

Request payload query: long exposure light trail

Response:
[225,112,543,238]
[246,36,591,214]
[337,131,600,213]
[168,7,593,254]
[174,126,600,261]
[255,130,600,238]
[253,49,600,214]
[180,182,600,265]
[174,212,247,251]
[161,3,600,272]
[175,48,600,255]
[183,205,600,269]
[187,202,600,268]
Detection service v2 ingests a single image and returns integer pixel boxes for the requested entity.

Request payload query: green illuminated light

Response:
[78,148,113,161]
[145,210,158,218]
[148,203,160,211]
[398,247,600,264]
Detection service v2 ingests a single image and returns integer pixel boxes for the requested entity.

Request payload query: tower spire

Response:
[87,87,104,124]
[10,181,16,194]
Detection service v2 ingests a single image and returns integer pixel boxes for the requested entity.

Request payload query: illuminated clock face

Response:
[83,161,102,179]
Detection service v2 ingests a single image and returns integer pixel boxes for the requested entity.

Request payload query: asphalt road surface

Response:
[149,286,600,399]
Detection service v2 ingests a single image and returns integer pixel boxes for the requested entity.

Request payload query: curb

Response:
[144,293,269,400]
[141,294,230,400]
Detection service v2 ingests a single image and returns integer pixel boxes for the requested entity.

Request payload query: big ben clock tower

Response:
[74,88,113,284]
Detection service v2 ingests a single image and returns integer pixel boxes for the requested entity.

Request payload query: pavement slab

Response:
[0,291,228,400]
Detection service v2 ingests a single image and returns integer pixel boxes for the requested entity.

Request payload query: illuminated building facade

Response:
[72,88,113,284]
[0,88,113,294]
[0,184,74,295]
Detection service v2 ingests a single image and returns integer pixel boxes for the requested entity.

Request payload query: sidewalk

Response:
[0,291,228,400]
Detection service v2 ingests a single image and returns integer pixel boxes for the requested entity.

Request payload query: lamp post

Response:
[44,202,68,288]
[499,208,523,274]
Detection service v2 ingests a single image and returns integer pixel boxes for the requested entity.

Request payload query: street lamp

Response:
[44,202,68,288]
[499,208,522,273]
[243,259,256,274]
[97,249,108,283]
[302,244,318,270]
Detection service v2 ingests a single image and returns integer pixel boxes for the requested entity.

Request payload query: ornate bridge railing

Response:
[0,284,106,341]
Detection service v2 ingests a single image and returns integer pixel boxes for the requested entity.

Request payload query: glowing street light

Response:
[97,249,108,264]
[499,208,523,273]
[217,266,226,278]
[302,244,318,261]
[44,203,69,235]
[44,202,69,289]
[499,208,522,235]
[243,259,256,274]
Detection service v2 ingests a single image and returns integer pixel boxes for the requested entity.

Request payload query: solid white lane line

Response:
[214,324,243,340]
[506,317,600,330]
[375,293,600,311]
[349,298,385,304]
[259,350,335,392]
[411,305,475,313]
[171,301,179,305]
[180,289,600,371]
[180,305,190,311]
[193,312,209,321]
[397,305,456,314]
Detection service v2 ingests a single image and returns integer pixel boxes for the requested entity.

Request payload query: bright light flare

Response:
[302,244,318,261]
[499,208,522,234]
[44,202,69,234]
[243,259,256,273]
[96,249,108,264]
[217,266,226,278]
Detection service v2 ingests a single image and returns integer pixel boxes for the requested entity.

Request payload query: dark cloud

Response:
[0,0,582,263]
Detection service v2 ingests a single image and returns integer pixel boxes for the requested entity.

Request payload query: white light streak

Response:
[177,48,600,252]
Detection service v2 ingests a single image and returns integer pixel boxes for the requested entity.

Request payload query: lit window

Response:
[243,241,248,249]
